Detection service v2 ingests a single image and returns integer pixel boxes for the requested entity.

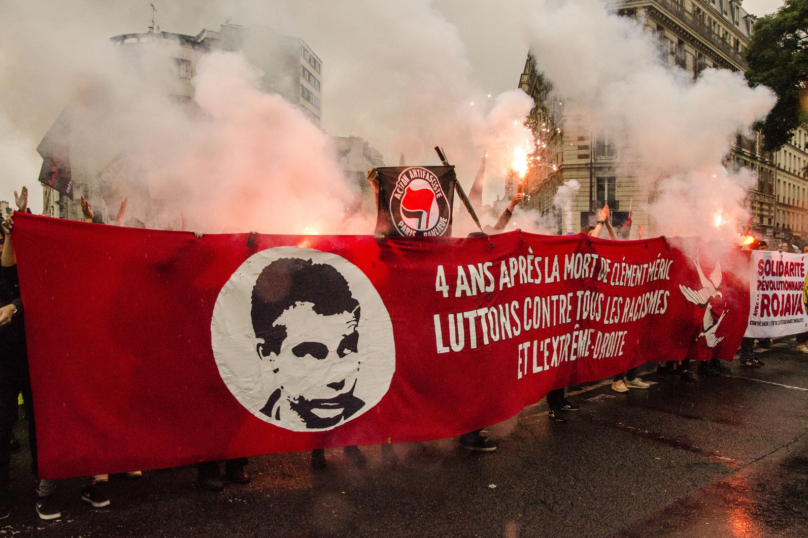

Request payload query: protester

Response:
[738,239,769,368]
[458,191,528,447]
[1,194,111,520]
[0,204,31,520]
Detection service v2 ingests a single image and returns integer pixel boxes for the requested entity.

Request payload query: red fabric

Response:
[11,213,748,479]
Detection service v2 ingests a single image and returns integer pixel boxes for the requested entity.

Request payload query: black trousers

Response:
[547,388,564,411]
[739,337,755,360]
[197,458,248,476]
[0,354,36,493]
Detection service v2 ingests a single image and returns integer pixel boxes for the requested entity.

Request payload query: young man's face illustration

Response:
[258,301,364,429]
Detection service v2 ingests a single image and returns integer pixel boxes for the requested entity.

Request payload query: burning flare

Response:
[713,210,727,228]
[513,147,528,178]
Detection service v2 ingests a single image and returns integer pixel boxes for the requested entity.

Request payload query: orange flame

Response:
[513,148,528,178]
[713,210,727,228]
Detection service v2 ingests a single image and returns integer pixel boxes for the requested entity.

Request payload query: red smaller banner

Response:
[11,214,749,479]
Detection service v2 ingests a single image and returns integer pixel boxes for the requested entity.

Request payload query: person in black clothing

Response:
[0,213,34,520]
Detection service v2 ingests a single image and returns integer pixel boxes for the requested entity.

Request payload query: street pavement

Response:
[4,339,808,537]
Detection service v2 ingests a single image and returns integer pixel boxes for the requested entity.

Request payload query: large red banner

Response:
[11,214,749,479]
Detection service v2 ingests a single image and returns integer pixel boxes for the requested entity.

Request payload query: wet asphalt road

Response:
[4,340,808,537]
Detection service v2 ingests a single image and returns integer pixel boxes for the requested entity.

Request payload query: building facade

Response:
[518,0,807,244]
[43,24,324,222]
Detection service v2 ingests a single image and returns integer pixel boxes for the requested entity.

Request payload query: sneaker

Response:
[81,485,110,508]
[343,445,368,468]
[625,377,650,389]
[548,409,566,423]
[35,496,61,520]
[560,400,580,411]
[740,359,760,368]
[311,449,327,471]
[798,344,808,353]
[753,358,765,366]
[459,432,497,452]
[611,379,629,393]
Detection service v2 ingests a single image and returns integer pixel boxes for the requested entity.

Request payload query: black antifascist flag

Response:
[37,108,74,199]
[368,166,456,238]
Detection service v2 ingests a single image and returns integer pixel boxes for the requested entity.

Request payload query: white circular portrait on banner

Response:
[211,246,395,432]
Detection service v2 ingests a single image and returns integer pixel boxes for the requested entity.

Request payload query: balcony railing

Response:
[621,0,746,68]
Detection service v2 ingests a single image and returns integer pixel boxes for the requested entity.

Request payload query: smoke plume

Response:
[524,0,776,241]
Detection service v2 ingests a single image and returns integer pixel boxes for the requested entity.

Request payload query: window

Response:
[595,136,616,158]
[174,58,192,80]
[300,65,321,92]
[300,85,321,110]
[596,177,617,209]
[301,46,321,73]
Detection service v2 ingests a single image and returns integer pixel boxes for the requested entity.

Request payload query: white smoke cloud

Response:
[553,179,581,234]
[524,0,776,242]
[0,0,536,233]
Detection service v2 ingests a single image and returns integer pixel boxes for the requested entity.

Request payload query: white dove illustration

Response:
[679,259,722,307]
[679,259,726,349]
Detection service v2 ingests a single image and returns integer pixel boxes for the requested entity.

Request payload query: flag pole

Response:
[434,147,484,234]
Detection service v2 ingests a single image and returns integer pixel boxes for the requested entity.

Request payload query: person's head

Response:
[757,240,768,251]
[251,257,363,429]
[580,225,595,236]
[780,242,788,252]
[0,223,6,254]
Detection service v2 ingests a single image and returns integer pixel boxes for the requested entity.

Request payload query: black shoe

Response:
[679,370,696,383]
[657,364,674,377]
[311,449,327,471]
[698,363,719,376]
[35,496,61,520]
[753,358,765,366]
[196,464,224,491]
[81,485,110,508]
[9,434,19,452]
[225,461,251,485]
[560,400,580,411]
[710,359,731,373]
[343,445,367,468]
[548,409,567,423]
[741,359,761,368]
[459,432,497,452]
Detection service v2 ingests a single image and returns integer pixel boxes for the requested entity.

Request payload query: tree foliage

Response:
[745,0,808,152]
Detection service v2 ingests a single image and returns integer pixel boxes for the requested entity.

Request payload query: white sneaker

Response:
[611,379,629,393]
[625,377,650,389]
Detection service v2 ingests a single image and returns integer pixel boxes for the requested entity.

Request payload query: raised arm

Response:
[493,192,525,232]
[1,216,15,268]
[80,196,94,223]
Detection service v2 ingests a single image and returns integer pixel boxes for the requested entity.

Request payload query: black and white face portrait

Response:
[211,247,395,432]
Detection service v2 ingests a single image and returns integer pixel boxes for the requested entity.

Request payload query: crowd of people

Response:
[0,187,795,520]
